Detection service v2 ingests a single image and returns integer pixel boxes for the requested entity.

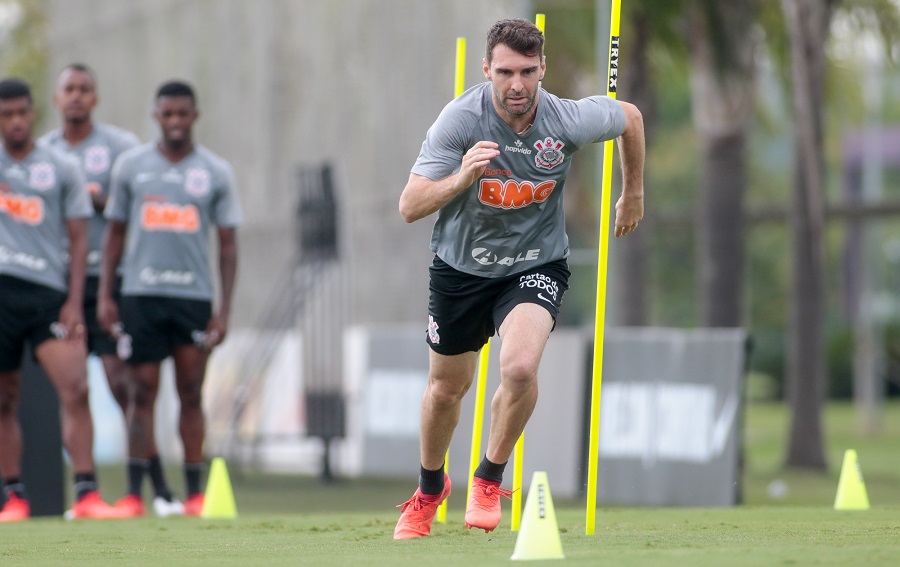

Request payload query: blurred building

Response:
[44,0,529,328]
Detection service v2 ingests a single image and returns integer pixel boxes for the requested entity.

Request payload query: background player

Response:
[0,77,126,522]
[40,63,183,517]
[98,80,242,517]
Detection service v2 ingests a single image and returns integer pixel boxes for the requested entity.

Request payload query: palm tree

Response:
[780,0,834,469]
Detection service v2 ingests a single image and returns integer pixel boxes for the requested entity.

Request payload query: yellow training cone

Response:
[202,457,238,519]
[511,471,564,561]
[834,449,870,511]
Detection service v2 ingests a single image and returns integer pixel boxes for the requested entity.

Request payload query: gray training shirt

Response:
[0,144,92,291]
[412,82,626,278]
[105,143,243,301]
[40,123,141,276]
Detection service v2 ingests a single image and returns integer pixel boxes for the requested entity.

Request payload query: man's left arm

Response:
[613,100,645,238]
[205,226,238,349]
[60,217,88,338]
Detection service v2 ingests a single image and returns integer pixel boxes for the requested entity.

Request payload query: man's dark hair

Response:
[60,63,97,81]
[485,18,544,63]
[155,80,196,104]
[0,78,32,102]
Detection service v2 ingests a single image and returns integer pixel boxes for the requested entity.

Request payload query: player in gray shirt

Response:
[40,63,182,518]
[394,19,645,539]
[0,77,128,521]
[99,80,242,517]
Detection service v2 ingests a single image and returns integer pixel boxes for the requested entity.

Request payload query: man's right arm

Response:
[399,140,501,223]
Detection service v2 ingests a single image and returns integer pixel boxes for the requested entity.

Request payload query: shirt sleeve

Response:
[61,155,93,219]
[212,160,243,227]
[410,101,475,181]
[559,96,626,148]
[104,152,132,222]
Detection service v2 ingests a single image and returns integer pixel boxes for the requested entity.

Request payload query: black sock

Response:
[127,459,148,497]
[2,478,27,500]
[148,455,173,500]
[184,462,204,496]
[418,464,445,496]
[474,455,507,484]
[73,472,98,500]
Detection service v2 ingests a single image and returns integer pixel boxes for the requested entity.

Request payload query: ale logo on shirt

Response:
[28,163,56,191]
[533,137,565,170]
[184,168,211,197]
[84,146,111,174]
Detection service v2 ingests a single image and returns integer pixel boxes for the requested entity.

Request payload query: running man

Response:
[0,77,127,522]
[98,80,242,517]
[394,19,645,539]
[40,63,183,518]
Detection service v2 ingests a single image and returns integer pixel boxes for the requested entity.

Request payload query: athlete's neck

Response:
[62,119,94,145]
[157,140,194,163]
[3,139,35,161]
[495,93,539,136]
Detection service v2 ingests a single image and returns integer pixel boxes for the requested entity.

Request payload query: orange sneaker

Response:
[0,493,30,522]
[464,477,514,533]
[113,494,146,518]
[183,493,205,517]
[69,491,132,520]
[393,474,451,540]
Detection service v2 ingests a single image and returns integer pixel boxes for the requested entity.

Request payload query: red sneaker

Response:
[464,477,514,533]
[69,491,132,520]
[0,493,30,522]
[393,474,451,540]
[114,494,146,518]
[183,493,205,517]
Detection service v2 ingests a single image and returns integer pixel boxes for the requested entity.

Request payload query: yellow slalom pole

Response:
[454,37,466,98]
[466,340,491,508]
[510,432,524,531]
[586,0,621,536]
[437,36,467,525]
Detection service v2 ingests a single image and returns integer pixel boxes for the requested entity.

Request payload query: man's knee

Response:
[426,375,471,408]
[499,358,539,393]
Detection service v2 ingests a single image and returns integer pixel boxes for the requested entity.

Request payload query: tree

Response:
[780,0,834,469]
[687,0,760,328]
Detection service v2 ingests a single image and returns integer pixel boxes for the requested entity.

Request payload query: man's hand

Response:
[455,141,500,190]
[57,299,86,341]
[97,294,120,335]
[614,193,643,238]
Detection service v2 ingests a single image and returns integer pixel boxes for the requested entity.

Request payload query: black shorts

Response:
[119,295,212,364]
[426,256,570,356]
[83,275,121,357]
[0,275,66,372]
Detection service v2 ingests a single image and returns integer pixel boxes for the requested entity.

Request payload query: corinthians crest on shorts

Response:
[533,137,565,170]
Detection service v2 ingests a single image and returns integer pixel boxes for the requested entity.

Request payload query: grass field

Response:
[2,401,899,566]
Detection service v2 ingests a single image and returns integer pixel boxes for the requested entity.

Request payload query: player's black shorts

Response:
[83,275,121,357]
[426,256,570,356]
[0,275,66,372]
[119,295,212,364]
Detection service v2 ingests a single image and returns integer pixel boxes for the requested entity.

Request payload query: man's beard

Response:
[495,87,536,117]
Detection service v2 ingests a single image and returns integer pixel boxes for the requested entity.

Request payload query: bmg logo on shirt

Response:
[0,193,44,225]
[478,178,556,209]
[140,202,200,233]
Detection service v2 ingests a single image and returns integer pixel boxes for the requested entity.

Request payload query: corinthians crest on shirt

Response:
[84,146,111,174]
[533,137,565,170]
[184,168,211,197]
[28,162,56,190]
